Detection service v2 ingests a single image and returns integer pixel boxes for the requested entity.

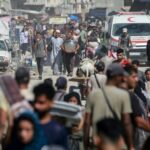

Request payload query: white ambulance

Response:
[108,12,150,63]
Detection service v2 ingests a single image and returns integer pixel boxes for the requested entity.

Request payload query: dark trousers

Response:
[64,52,76,74]
[62,51,66,73]
[21,43,28,55]
[148,56,150,65]
[36,57,44,76]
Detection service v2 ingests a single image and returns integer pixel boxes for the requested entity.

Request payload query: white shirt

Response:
[20,31,28,44]
[51,37,63,56]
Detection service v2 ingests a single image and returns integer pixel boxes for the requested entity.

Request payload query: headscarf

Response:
[7,111,47,150]
[64,92,81,106]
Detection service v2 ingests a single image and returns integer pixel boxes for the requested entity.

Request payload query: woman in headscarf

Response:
[64,92,84,150]
[6,111,47,150]
[64,92,82,106]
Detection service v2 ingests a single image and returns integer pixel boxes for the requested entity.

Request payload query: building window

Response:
[124,0,133,6]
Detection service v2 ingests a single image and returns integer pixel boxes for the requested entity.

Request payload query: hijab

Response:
[7,111,47,150]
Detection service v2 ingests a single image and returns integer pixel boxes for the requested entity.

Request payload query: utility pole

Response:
[81,1,85,21]
[81,0,91,22]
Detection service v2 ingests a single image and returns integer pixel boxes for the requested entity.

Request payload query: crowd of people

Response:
[1,17,150,150]
[10,17,105,79]
[0,48,150,150]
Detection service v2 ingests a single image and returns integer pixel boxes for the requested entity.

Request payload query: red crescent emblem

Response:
[128,17,135,22]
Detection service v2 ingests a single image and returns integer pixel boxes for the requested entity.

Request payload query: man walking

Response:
[50,30,64,75]
[118,28,132,58]
[132,60,146,82]
[20,26,29,55]
[84,63,134,150]
[88,61,107,91]
[33,83,68,149]
[62,32,79,76]
[95,118,126,150]
[123,64,150,150]
[113,48,130,66]
[34,32,46,80]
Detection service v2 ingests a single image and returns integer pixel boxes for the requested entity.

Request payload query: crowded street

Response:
[1,0,150,150]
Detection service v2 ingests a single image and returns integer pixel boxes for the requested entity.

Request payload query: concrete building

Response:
[24,0,92,15]
[93,0,133,10]
[21,0,124,17]
[10,0,132,17]
[58,0,93,15]
[25,0,88,14]
[25,0,62,7]
[94,0,124,11]
[24,0,64,15]
[25,0,43,5]
[0,0,11,13]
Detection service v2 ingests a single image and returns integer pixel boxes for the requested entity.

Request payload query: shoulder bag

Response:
[94,73,119,121]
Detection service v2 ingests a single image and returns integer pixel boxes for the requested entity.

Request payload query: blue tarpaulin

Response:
[70,15,78,21]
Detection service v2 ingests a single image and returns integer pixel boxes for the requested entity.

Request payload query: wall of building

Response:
[56,0,101,16]
[11,0,125,16]
[25,0,63,7]
[25,0,44,5]
[45,0,62,7]
[0,0,11,10]
[94,0,124,10]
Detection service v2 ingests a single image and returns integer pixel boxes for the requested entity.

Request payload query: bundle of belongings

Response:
[51,101,83,127]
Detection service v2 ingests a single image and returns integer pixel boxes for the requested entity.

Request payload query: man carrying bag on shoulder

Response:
[84,63,135,150]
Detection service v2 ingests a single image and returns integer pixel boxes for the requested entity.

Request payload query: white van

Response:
[0,36,12,70]
[108,12,150,63]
